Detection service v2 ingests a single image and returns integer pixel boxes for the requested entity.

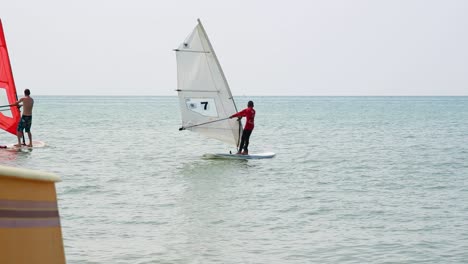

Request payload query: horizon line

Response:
[30,94,468,97]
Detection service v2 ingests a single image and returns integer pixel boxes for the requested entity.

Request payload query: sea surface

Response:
[1,96,467,264]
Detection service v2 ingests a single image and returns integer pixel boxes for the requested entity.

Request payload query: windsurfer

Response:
[230,101,255,155]
[13,89,34,147]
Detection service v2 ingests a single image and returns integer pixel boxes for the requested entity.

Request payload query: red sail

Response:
[0,20,20,135]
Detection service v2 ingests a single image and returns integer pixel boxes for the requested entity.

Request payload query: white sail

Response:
[176,19,242,147]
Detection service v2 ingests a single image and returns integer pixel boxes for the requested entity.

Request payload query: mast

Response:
[0,19,19,102]
[196,19,237,111]
[196,19,242,145]
[0,19,21,136]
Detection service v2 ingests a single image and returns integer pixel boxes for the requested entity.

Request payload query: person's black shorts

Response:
[17,115,32,133]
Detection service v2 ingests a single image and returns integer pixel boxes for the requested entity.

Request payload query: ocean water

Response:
[1,96,467,263]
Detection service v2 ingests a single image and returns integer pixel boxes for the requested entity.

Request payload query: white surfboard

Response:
[5,140,46,149]
[203,152,276,160]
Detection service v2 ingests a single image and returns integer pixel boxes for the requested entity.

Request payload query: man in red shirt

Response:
[230,101,255,155]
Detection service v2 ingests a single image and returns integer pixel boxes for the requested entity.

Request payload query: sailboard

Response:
[5,140,46,150]
[0,20,44,147]
[175,19,274,160]
[203,152,276,160]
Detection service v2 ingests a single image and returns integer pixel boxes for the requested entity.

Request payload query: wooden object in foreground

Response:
[0,165,65,264]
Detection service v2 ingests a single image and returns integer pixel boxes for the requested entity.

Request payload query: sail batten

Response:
[176,19,241,147]
[175,50,210,54]
[176,89,221,92]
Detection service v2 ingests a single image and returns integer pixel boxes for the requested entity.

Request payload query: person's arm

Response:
[230,109,246,118]
[12,98,23,106]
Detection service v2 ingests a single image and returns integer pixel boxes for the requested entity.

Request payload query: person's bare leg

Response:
[27,132,32,147]
[15,132,23,147]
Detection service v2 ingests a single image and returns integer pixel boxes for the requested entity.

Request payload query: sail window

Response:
[0,87,12,118]
[185,98,218,117]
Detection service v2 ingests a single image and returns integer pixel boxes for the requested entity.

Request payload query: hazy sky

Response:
[2,0,468,96]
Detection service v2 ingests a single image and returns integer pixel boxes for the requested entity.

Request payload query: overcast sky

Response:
[2,0,468,96]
